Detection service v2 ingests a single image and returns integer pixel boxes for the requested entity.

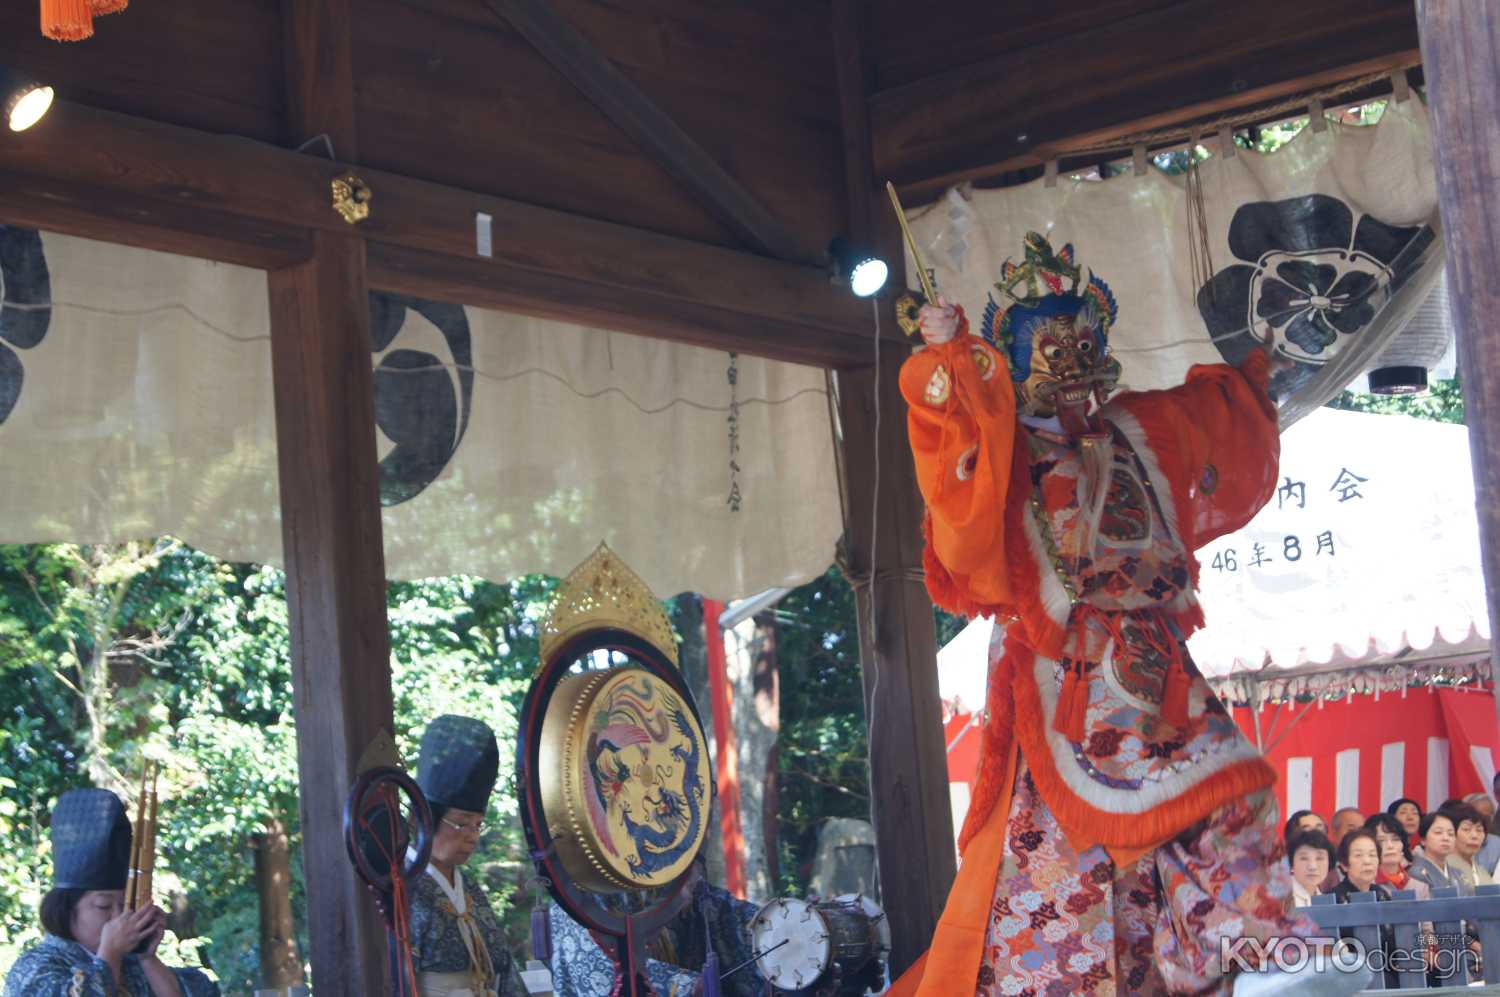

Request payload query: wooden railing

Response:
[1304,882,1500,990]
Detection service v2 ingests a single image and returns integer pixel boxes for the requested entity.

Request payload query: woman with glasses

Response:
[410,715,524,997]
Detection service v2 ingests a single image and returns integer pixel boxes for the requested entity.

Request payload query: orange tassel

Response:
[1161,660,1190,730]
[1052,666,1088,742]
[89,0,128,15]
[41,0,92,40]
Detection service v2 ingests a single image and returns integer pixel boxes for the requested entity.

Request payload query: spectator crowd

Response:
[1281,772,1500,985]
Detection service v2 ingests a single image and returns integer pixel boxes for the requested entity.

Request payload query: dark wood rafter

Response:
[0,101,875,367]
[873,0,1424,199]
[484,0,810,262]
[829,0,955,975]
[273,5,393,994]
[1415,0,1500,729]
[282,0,359,157]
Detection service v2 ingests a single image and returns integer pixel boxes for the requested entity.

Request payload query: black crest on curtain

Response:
[368,292,475,506]
[1195,194,1435,399]
[0,226,52,427]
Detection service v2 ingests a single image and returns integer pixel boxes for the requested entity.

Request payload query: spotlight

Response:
[1368,365,1428,396]
[828,237,889,298]
[0,65,53,133]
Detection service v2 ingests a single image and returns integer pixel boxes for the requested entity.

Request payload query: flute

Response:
[125,761,158,911]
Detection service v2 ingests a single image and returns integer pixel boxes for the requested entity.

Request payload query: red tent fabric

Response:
[1233,685,1499,819]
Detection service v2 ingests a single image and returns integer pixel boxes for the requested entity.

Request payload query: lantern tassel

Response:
[89,0,127,15]
[41,0,93,41]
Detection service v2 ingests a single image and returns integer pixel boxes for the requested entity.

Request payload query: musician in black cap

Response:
[2,788,218,997]
[410,715,525,997]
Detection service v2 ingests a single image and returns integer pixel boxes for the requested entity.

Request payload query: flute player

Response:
[3,788,219,997]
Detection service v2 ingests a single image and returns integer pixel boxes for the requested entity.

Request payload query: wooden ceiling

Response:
[0,0,1424,367]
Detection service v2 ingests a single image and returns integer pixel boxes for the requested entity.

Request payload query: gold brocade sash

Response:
[429,893,498,995]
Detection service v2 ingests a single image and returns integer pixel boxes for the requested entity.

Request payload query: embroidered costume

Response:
[3,935,218,997]
[892,234,1343,996]
[546,884,765,997]
[409,863,523,997]
[2,788,219,997]
[410,715,524,997]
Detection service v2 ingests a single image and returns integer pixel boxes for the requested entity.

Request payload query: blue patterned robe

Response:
[2,935,218,997]
[408,867,524,996]
[547,886,765,997]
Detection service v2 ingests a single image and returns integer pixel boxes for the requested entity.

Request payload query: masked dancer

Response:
[3,788,218,997]
[410,715,525,997]
[892,233,1367,997]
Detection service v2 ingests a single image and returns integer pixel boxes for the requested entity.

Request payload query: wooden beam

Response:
[873,0,1422,197]
[1415,3,1500,732]
[482,0,809,262]
[830,1,954,974]
[367,243,865,368]
[283,0,359,157]
[0,170,310,271]
[268,231,394,997]
[0,101,876,367]
[832,347,956,976]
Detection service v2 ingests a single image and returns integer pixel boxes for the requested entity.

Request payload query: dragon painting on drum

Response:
[580,676,706,880]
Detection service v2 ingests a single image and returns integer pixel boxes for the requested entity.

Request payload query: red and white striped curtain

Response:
[1230,684,1499,819]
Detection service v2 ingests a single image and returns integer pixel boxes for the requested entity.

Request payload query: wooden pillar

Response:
[1416,2,1500,727]
[268,229,393,996]
[833,352,956,975]
[830,0,955,973]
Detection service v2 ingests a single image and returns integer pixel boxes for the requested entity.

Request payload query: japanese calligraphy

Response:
[1316,531,1335,556]
[1249,543,1272,567]
[1277,476,1307,510]
[1329,468,1368,502]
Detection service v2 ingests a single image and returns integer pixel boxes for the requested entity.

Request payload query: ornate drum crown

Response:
[538,543,678,667]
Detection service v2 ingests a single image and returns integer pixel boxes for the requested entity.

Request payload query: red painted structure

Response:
[702,599,747,898]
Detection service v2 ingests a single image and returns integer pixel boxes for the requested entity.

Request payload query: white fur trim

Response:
[1029,651,1263,815]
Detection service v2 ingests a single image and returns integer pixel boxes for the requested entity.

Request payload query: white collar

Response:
[411,847,467,913]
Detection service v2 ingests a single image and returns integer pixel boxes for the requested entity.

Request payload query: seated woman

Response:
[1332,828,1400,987]
[1286,829,1335,908]
[1408,810,1466,895]
[1460,792,1500,872]
[3,788,219,997]
[1365,812,1430,900]
[409,715,524,997]
[1387,797,1424,854]
[1444,801,1494,890]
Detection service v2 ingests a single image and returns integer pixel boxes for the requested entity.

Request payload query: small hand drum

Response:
[749,895,890,995]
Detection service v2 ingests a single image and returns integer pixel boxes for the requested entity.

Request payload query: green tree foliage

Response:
[1328,376,1465,425]
[770,568,965,895]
